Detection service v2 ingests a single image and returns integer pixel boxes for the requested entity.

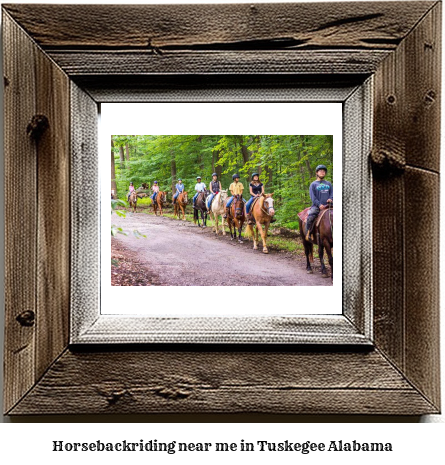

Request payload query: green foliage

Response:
[112,135,333,228]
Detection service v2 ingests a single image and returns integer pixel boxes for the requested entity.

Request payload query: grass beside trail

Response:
[118,198,311,257]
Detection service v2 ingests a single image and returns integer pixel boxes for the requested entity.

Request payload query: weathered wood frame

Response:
[2,2,441,415]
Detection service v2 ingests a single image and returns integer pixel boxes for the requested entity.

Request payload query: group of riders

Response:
[126,164,333,234]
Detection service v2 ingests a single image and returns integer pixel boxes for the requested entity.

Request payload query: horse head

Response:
[182,191,188,203]
[234,194,244,219]
[219,189,228,204]
[160,191,167,202]
[263,193,275,217]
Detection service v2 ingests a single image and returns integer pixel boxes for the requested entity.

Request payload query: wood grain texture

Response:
[3,2,435,50]
[8,349,437,415]
[46,50,391,76]
[3,2,441,416]
[3,12,37,414]
[404,2,441,172]
[404,168,440,409]
[371,4,441,410]
[70,83,99,339]
[35,37,70,381]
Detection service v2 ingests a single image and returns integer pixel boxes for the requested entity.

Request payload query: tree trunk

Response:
[125,143,130,169]
[118,145,125,169]
[171,153,177,197]
[111,139,118,199]
[212,150,222,178]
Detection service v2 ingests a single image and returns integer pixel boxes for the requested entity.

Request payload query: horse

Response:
[226,194,245,242]
[152,191,167,216]
[208,190,228,235]
[174,191,188,220]
[128,191,148,213]
[298,206,333,281]
[193,191,208,227]
[245,194,275,253]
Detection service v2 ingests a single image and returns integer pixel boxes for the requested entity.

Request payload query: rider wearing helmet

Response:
[305,164,333,240]
[173,178,184,204]
[151,180,159,201]
[193,176,207,208]
[207,173,222,209]
[224,173,244,218]
[245,173,264,224]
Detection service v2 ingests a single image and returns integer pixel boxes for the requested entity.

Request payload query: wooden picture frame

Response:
[2,2,441,415]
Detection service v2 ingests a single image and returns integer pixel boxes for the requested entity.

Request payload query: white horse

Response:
[207,190,228,235]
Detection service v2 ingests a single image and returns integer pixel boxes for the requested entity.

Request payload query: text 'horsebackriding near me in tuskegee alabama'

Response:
[298,164,333,280]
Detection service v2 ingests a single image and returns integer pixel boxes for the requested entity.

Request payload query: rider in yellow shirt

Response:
[224,174,244,218]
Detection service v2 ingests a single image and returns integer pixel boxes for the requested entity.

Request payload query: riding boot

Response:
[247,213,255,225]
[305,218,314,241]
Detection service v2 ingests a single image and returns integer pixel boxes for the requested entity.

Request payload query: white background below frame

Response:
[101,102,343,316]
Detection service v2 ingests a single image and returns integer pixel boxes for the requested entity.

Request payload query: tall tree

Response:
[111,139,118,198]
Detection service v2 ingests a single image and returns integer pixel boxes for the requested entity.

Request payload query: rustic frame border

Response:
[2,2,441,415]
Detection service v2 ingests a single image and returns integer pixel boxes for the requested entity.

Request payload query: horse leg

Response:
[228,219,234,240]
[257,222,268,253]
[319,241,328,277]
[238,221,243,243]
[221,214,226,236]
[252,224,258,250]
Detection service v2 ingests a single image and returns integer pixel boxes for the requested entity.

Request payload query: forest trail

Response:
[112,213,332,286]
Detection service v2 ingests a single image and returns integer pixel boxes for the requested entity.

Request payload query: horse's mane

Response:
[258,195,266,209]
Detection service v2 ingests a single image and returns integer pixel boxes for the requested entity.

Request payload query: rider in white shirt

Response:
[193,176,207,208]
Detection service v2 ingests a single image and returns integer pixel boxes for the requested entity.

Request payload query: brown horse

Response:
[226,194,245,243]
[299,206,333,281]
[193,191,208,227]
[174,191,188,220]
[128,191,148,213]
[152,191,167,216]
[245,194,275,253]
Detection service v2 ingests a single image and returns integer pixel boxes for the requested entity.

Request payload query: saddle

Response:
[298,206,332,238]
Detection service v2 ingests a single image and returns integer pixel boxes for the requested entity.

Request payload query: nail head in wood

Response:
[16,310,35,327]
[26,114,49,141]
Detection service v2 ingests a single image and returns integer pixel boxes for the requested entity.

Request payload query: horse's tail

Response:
[245,224,254,238]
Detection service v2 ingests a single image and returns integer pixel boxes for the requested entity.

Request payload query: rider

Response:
[207,173,221,209]
[305,164,333,240]
[127,181,135,202]
[224,174,244,218]
[173,178,184,204]
[193,176,207,208]
[151,181,159,201]
[245,173,264,225]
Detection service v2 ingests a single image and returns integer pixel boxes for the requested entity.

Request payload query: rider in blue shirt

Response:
[173,179,184,204]
[305,164,333,240]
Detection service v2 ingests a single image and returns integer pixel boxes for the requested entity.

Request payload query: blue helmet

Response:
[316,165,328,173]
[251,173,259,180]
[232,174,240,180]
[212,173,218,177]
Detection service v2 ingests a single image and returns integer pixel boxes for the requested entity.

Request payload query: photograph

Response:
[110,134,334,288]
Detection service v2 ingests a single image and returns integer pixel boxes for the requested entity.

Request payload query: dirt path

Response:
[112,213,332,286]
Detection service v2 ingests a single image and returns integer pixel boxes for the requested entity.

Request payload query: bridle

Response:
[261,196,274,216]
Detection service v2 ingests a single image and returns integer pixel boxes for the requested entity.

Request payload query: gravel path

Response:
[112,212,332,286]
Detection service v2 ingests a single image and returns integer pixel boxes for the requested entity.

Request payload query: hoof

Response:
[253,246,258,250]
[231,237,234,241]
[263,248,269,254]
[239,240,243,243]
[321,273,329,278]
[307,270,313,274]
